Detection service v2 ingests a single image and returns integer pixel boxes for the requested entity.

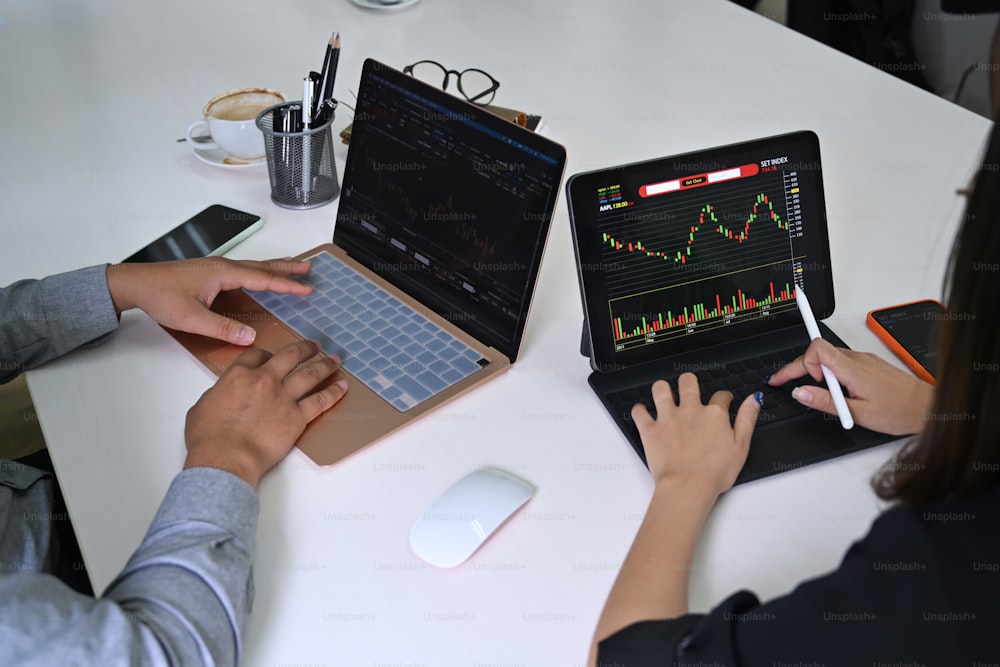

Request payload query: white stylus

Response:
[794,286,854,430]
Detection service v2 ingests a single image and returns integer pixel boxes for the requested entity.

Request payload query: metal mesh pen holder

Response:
[256,100,340,209]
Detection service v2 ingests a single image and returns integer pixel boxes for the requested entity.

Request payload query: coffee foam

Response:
[208,90,283,122]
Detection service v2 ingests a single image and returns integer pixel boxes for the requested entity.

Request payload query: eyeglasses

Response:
[403,60,500,105]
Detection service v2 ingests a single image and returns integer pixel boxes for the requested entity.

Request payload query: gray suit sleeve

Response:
[0,265,120,383]
[0,467,259,667]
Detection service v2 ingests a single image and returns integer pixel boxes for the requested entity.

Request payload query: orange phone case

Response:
[865,300,942,385]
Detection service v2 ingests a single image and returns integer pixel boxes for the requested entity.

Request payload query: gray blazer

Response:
[0,266,257,667]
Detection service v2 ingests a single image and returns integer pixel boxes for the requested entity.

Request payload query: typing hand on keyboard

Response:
[631,373,762,494]
[607,345,822,431]
[247,252,486,412]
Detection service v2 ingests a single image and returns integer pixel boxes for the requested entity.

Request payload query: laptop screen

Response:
[333,59,566,361]
[568,131,835,371]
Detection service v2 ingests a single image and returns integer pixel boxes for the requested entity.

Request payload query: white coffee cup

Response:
[186,88,284,160]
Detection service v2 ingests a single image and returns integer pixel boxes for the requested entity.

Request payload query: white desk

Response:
[0,1,991,664]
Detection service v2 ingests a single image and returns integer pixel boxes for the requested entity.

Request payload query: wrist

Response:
[106,263,143,313]
[184,446,264,490]
[649,478,719,519]
[651,471,725,502]
[910,380,936,434]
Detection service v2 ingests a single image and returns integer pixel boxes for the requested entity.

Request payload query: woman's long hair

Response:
[874,123,1000,503]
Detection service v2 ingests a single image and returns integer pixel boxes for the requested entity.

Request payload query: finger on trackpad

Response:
[205,323,293,374]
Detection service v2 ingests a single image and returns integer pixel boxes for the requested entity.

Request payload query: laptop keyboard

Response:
[246,252,488,412]
[606,344,825,427]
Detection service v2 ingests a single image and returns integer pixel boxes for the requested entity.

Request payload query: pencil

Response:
[317,32,340,123]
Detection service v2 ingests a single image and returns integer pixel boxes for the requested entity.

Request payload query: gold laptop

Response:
[169,59,566,466]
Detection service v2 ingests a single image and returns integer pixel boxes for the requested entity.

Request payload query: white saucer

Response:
[349,0,420,11]
[191,144,267,170]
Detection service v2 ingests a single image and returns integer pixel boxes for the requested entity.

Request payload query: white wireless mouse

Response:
[410,467,535,568]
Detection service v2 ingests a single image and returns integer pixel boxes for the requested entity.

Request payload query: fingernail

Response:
[763,374,771,385]
[754,391,764,406]
[237,327,255,344]
[791,386,812,405]
[336,379,349,391]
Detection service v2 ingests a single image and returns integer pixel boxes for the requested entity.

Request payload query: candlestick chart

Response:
[600,167,805,350]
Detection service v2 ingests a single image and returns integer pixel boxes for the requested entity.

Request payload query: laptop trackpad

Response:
[741,415,857,483]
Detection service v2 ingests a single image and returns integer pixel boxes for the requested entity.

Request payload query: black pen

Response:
[273,105,290,167]
[287,103,302,133]
[308,71,322,121]
[283,104,302,200]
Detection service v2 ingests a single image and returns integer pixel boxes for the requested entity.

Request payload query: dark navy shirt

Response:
[598,483,1000,666]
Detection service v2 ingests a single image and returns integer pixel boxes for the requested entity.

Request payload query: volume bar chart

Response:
[611,278,798,346]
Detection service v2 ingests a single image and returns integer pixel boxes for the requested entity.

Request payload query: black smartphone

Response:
[866,299,945,384]
[123,205,263,263]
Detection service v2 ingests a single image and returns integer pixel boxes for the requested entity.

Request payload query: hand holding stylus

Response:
[793,287,853,429]
[768,335,934,436]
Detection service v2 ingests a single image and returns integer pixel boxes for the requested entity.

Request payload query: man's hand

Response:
[106,258,313,345]
[184,340,348,489]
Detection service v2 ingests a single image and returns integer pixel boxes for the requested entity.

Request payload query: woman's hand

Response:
[590,373,761,663]
[768,338,933,436]
[633,373,762,497]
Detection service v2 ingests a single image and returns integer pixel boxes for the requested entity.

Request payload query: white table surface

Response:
[0,0,991,664]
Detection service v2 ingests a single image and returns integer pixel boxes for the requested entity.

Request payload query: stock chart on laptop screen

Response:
[335,64,564,359]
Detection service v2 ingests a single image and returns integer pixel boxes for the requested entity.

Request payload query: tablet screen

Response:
[567,131,834,371]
